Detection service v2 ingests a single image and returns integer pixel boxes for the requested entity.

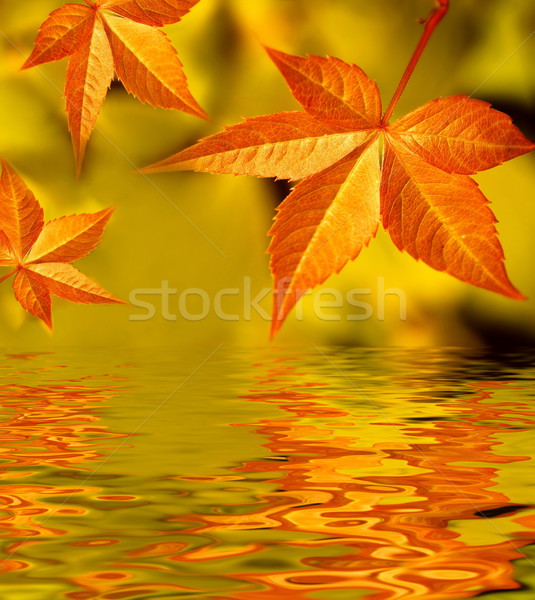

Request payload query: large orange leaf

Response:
[0,160,124,329]
[144,48,534,334]
[23,0,206,173]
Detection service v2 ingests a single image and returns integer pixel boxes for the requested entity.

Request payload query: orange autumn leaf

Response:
[23,0,207,174]
[0,159,44,261]
[0,159,125,329]
[143,48,535,336]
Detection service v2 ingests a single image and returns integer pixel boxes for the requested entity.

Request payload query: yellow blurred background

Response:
[0,0,533,349]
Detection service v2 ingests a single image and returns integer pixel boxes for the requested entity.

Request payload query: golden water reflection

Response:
[0,366,128,581]
[0,351,534,599]
[175,359,535,599]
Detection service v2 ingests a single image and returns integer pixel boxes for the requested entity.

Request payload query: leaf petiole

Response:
[382,0,449,125]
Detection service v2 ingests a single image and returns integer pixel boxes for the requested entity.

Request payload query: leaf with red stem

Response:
[143,0,534,335]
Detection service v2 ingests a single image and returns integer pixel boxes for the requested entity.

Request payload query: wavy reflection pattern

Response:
[0,354,534,600]
[175,362,535,599]
[0,378,126,576]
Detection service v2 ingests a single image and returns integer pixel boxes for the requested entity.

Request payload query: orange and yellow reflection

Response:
[174,362,535,600]
[0,378,127,575]
[0,354,534,600]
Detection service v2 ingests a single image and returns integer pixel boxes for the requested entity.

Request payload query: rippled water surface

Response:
[0,347,534,599]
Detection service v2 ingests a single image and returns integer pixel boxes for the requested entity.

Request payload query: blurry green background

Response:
[0,0,533,349]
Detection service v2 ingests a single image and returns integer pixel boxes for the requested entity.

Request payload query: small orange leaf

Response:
[100,0,199,27]
[0,159,44,261]
[0,160,124,329]
[24,0,206,172]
